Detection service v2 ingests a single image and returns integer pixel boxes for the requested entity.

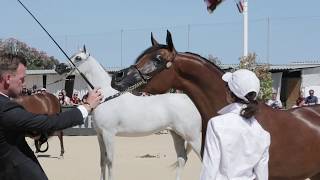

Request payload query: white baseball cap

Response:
[222,69,260,102]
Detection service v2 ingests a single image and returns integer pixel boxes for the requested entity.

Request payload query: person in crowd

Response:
[36,89,42,94]
[40,87,47,94]
[60,89,71,104]
[0,51,103,180]
[200,69,270,180]
[21,86,28,96]
[71,92,81,105]
[304,89,318,105]
[57,92,69,106]
[266,91,283,109]
[292,91,305,108]
[81,93,89,104]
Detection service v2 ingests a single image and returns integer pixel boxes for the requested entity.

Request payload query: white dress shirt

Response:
[200,103,270,180]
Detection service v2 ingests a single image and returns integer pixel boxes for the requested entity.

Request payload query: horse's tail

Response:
[169,141,192,169]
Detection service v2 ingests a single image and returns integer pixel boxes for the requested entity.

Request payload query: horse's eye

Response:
[153,55,162,64]
[75,56,82,61]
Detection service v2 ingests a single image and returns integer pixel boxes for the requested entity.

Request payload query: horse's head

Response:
[54,46,91,75]
[111,30,179,94]
[70,45,92,72]
[204,0,224,13]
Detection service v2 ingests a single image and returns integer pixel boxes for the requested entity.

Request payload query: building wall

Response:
[301,67,320,98]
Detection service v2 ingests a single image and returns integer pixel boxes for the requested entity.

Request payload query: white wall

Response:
[271,72,283,100]
[301,67,320,98]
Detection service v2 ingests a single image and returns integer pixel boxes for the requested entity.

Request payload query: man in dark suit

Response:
[0,51,103,179]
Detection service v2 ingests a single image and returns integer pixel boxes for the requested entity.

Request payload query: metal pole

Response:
[243,0,248,57]
[187,24,190,50]
[267,17,270,64]
[120,29,123,68]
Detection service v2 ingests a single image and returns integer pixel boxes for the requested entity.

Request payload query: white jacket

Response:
[200,103,270,180]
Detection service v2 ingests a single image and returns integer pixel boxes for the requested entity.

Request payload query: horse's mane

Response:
[184,52,225,73]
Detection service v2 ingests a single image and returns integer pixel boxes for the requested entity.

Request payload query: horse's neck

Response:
[85,58,118,96]
[175,54,228,121]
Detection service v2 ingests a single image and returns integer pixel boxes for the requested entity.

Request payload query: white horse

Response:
[70,48,201,180]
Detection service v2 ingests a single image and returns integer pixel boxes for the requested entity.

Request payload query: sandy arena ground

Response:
[27,133,201,180]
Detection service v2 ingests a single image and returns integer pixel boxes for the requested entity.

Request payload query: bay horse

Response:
[111,30,320,180]
[15,93,65,157]
[67,49,201,180]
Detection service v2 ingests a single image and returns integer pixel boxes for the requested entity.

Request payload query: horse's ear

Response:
[83,45,87,53]
[166,30,176,52]
[151,32,159,47]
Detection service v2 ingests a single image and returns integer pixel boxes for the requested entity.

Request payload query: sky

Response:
[1,0,320,68]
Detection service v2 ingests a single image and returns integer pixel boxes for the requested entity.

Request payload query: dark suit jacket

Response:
[0,94,84,180]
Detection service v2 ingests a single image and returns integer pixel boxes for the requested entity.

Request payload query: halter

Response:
[133,52,177,84]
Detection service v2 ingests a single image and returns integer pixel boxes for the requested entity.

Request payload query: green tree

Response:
[0,38,60,70]
[239,53,273,101]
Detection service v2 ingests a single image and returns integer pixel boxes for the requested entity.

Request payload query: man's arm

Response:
[0,101,84,132]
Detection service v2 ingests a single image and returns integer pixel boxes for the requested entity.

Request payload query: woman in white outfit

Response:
[200,69,271,180]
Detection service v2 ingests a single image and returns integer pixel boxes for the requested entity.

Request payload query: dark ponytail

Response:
[231,91,259,119]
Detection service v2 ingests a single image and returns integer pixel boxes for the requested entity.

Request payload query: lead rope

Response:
[101,80,147,103]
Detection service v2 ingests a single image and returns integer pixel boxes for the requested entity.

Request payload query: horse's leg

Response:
[34,140,39,153]
[187,134,202,160]
[170,131,187,180]
[97,131,107,180]
[58,131,64,157]
[101,130,114,180]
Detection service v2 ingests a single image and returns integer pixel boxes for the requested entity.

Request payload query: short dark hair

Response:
[0,52,27,78]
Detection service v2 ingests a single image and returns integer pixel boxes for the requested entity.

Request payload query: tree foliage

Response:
[0,38,60,70]
[239,53,273,101]
[208,54,221,65]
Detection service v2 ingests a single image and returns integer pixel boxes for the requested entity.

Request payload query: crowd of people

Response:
[266,89,319,109]
[57,89,88,106]
[21,85,88,106]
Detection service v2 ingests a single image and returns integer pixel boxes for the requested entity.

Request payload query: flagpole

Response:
[243,0,248,57]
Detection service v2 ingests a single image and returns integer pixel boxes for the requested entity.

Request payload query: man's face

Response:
[272,93,277,100]
[309,90,314,96]
[7,63,26,98]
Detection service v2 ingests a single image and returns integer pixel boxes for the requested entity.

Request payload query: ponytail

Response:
[231,91,259,119]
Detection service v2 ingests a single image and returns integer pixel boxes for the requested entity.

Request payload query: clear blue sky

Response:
[1,0,320,68]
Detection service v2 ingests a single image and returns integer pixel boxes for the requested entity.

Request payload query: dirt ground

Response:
[27,134,201,180]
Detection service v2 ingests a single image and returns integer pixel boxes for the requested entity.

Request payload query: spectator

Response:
[266,92,283,109]
[81,93,88,104]
[292,91,305,108]
[304,89,318,105]
[58,92,69,106]
[60,89,70,104]
[36,89,42,94]
[21,87,28,96]
[40,87,47,94]
[71,92,81,105]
